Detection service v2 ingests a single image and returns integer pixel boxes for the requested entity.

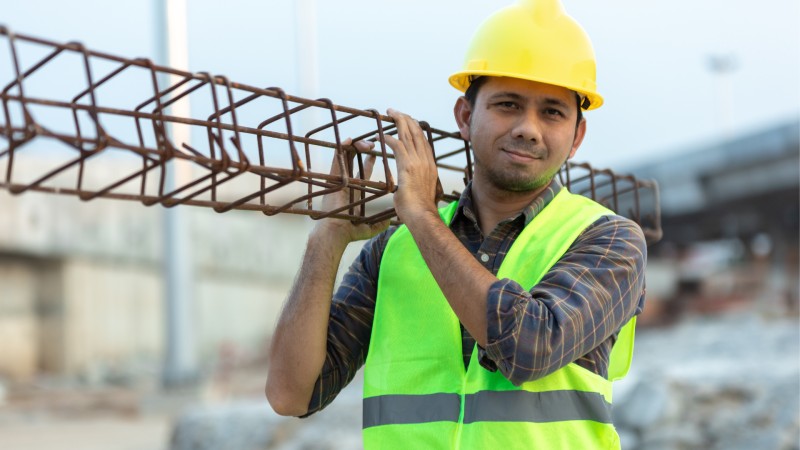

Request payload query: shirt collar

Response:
[453,177,564,228]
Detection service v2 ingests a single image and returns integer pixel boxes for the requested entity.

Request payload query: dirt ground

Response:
[0,417,170,450]
[0,363,269,450]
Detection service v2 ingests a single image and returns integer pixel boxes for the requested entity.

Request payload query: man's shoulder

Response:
[577,213,647,251]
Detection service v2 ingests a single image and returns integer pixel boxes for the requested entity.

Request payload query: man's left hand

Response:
[383,108,442,223]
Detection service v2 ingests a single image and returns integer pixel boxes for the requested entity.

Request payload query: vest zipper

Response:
[454,377,466,450]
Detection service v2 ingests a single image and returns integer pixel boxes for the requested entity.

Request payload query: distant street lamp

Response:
[707,53,739,142]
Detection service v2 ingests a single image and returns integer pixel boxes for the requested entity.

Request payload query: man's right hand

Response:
[312,138,390,246]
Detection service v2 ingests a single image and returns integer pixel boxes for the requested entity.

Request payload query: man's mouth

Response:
[502,148,543,161]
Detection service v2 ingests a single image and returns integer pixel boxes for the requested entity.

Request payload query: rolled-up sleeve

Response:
[482,215,647,385]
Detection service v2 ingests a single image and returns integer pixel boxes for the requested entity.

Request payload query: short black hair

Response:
[463,76,584,126]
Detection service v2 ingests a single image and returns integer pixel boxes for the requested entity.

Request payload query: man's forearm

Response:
[266,226,350,416]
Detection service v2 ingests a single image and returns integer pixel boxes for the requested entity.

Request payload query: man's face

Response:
[454,77,586,193]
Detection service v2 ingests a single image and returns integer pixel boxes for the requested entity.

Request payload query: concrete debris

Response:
[270,381,363,450]
[170,374,364,450]
[170,401,289,450]
[613,309,799,450]
[613,374,672,430]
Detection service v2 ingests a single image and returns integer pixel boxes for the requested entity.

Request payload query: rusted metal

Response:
[558,162,662,244]
[0,27,662,243]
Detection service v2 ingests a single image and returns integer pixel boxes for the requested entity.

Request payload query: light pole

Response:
[154,0,197,388]
[707,53,738,142]
[295,0,320,133]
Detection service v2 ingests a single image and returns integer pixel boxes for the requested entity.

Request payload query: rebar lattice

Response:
[0,27,661,243]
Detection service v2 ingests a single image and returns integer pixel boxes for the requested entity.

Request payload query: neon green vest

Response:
[363,189,636,449]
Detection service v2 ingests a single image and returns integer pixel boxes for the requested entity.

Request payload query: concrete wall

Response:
[0,258,40,380]
[58,258,163,375]
[0,186,328,381]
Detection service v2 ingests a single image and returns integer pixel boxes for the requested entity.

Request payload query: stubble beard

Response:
[473,151,562,193]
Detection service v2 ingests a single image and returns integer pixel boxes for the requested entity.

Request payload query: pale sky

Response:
[3,0,799,170]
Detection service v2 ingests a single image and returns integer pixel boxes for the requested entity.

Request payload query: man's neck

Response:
[470,178,549,235]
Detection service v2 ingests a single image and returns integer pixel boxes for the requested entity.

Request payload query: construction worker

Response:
[267,0,646,448]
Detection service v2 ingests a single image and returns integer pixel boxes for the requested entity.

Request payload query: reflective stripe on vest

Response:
[364,189,632,449]
[364,389,612,428]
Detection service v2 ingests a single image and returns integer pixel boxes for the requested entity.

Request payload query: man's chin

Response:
[487,174,553,193]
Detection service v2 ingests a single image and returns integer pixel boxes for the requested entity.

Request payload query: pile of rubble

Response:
[171,375,362,450]
[613,309,799,449]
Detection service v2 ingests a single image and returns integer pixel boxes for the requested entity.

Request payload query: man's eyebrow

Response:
[486,92,571,109]
[486,92,526,102]
[542,97,570,109]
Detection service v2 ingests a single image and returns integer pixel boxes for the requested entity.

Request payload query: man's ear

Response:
[568,118,587,159]
[453,96,472,141]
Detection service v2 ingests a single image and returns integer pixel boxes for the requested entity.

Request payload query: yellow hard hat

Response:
[449,0,603,110]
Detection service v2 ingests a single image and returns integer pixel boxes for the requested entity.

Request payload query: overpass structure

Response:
[630,120,798,247]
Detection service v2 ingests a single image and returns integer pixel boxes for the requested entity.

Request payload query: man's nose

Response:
[510,112,542,142]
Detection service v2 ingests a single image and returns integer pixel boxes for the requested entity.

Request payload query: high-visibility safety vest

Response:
[363,189,636,449]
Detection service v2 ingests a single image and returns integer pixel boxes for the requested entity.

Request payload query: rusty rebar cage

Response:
[0,27,661,243]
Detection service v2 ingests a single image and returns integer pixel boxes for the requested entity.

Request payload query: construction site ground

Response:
[0,362,275,450]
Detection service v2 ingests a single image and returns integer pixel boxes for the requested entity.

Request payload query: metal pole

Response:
[708,54,738,143]
[295,0,320,131]
[155,0,197,387]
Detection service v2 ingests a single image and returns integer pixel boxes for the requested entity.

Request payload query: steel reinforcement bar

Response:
[0,27,662,243]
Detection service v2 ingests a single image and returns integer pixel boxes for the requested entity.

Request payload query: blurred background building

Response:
[0,0,798,449]
[634,119,799,325]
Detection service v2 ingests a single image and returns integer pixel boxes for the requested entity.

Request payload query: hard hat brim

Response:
[448,71,604,111]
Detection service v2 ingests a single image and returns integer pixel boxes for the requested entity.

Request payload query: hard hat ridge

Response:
[524,0,565,24]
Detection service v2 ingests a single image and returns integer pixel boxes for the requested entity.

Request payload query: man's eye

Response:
[544,108,564,117]
[496,101,518,109]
